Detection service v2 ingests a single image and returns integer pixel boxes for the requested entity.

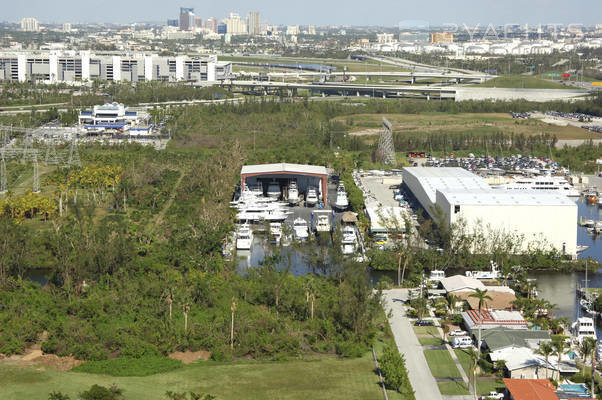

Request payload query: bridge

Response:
[218,80,458,99]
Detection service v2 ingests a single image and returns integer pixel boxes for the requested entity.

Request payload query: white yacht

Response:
[496,175,580,197]
[288,180,300,205]
[235,201,291,222]
[341,225,357,255]
[306,187,318,207]
[293,218,309,241]
[312,210,331,233]
[335,183,349,210]
[236,224,253,250]
[267,181,281,199]
[465,261,500,280]
[269,222,282,245]
[572,317,597,344]
[429,270,446,281]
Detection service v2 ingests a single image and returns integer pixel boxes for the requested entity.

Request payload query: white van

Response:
[451,336,473,349]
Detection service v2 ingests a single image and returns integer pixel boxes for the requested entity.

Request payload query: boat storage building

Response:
[402,167,577,257]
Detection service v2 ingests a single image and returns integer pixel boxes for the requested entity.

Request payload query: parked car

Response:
[414,320,434,327]
[451,336,473,348]
[449,329,468,337]
[480,391,504,400]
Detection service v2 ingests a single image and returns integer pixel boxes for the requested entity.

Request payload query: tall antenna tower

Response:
[33,154,40,193]
[68,138,80,167]
[376,117,396,165]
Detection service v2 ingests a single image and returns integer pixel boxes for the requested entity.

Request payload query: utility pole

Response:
[33,154,40,193]
[0,150,6,194]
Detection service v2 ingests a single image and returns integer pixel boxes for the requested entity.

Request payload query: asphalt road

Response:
[382,289,442,400]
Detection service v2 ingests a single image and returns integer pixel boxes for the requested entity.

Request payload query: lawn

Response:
[454,349,473,376]
[418,337,444,346]
[476,379,505,395]
[334,112,593,140]
[0,355,385,400]
[437,381,470,395]
[423,350,462,379]
[413,326,440,336]
[474,74,571,89]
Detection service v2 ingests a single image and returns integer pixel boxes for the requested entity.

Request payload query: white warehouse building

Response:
[402,167,577,257]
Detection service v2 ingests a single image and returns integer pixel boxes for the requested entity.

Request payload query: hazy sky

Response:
[4,0,602,26]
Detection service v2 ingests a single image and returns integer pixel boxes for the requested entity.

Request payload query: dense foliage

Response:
[379,344,415,398]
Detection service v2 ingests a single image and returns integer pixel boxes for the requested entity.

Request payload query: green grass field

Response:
[0,355,385,400]
[418,337,444,346]
[413,326,440,336]
[334,112,596,140]
[474,75,570,89]
[453,349,473,376]
[423,350,462,379]
[476,379,505,395]
[437,380,470,395]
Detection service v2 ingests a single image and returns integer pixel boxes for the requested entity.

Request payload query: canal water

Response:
[532,198,602,334]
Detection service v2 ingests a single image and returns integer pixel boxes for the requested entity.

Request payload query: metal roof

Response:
[439,188,576,207]
[241,163,327,176]
[481,327,550,352]
[403,167,491,202]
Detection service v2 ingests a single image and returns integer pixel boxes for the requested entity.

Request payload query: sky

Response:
[3,0,602,26]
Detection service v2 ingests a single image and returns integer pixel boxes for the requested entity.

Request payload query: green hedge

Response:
[72,356,183,377]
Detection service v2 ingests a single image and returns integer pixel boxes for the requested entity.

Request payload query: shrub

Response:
[72,356,182,377]
[334,340,367,358]
[79,384,124,400]
[379,344,415,398]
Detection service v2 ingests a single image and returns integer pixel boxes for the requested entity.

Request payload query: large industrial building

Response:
[240,163,329,203]
[402,167,577,257]
[0,51,232,84]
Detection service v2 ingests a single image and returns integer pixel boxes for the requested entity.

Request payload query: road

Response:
[382,289,442,400]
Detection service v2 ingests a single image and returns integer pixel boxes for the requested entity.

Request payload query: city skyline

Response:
[3,0,602,26]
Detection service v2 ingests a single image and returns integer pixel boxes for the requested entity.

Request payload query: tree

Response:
[578,338,595,376]
[552,339,567,380]
[378,344,414,397]
[447,293,459,314]
[465,348,479,400]
[535,341,554,379]
[469,289,492,353]
[582,337,597,397]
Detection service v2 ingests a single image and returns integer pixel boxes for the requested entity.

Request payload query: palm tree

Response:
[552,339,567,380]
[465,348,479,400]
[578,338,595,376]
[469,289,492,353]
[582,337,597,396]
[535,341,554,379]
[447,293,459,314]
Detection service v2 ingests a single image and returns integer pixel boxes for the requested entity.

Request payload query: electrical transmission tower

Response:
[33,154,40,193]
[45,142,59,166]
[0,151,6,194]
[68,138,80,167]
[376,117,396,165]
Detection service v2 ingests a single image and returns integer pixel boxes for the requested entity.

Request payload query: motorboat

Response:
[236,201,292,222]
[293,218,309,241]
[306,187,318,207]
[341,225,357,255]
[269,222,282,245]
[585,192,599,205]
[236,224,253,250]
[335,183,349,210]
[312,210,332,233]
[496,175,580,197]
[465,261,500,280]
[572,317,597,344]
[288,180,300,205]
[267,181,281,199]
[429,270,446,281]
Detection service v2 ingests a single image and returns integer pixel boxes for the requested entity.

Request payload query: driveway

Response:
[382,289,443,400]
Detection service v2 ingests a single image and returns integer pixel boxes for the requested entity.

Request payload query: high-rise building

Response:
[223,13,247,35]
[430,32,453,44]
[179,7,195,31]
[217,23,227,35]
[308,25,316,35]
[167,19,178,27]
[248,11,260,36]
[206,17,218,33]
[62,23,72,33]
[21,18,39,32]
[194,16,203,29]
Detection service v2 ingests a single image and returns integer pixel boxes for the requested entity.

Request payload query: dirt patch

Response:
[348,128,381,137]
[168,350,211,364]
[31,354,83,371]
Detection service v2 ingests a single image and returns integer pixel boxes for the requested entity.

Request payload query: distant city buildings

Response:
[430,32,454,44]
[179,7,195,31]
[206,17,218,33]
[223,13,246,35]
[0,51,232,84]
[248,11,260,36]
[21,18,39,32]
[62,23,72,33]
